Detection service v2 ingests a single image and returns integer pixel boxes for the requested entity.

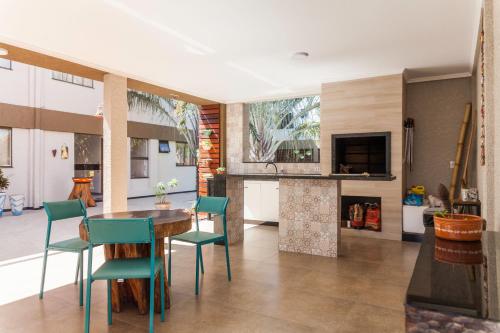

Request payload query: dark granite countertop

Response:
[226,173,396,181]
[406,228,500,321]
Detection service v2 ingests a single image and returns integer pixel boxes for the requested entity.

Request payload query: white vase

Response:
[9,194,25,216]
[0,192,6,217]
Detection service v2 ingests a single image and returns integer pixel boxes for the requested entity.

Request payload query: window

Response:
[52,71,94,88]
[244,96,320,163]
[159,140,170,153]
[130,138,149,178]
[0,58,12,70]
[176,142,195,166]
[0,128,12,167]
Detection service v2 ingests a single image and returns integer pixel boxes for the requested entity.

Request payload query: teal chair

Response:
[83,217,165,333]
[168,196,231,295]
[40,199,88,306]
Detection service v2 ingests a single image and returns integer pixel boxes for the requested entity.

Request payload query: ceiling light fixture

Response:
[0,48,8,56]
[291,51,309,60]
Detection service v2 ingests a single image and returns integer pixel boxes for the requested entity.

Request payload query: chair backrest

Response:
[44,199,86,221]
[84,217,154,245]
[196,196,229,216]
[195,196,230,234]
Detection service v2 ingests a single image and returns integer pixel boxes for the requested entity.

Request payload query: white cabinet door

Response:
[260,181,280,222]
[244,181,262,220]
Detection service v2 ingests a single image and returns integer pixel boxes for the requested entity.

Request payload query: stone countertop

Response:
[406,228,500,322]
[227,173,396,181]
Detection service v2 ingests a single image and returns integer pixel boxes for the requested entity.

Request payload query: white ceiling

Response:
[0,0,482,103]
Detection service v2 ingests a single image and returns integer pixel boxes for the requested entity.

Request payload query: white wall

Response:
[0,61,197,208]
[41,72,103,115]
[128,138,196,197]
[42,131,75,202]
[2,128,30,209]
[0,62,102,114]
[0,62,31,107]
[158,141,197,193]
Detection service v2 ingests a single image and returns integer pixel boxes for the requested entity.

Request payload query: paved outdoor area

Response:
[0,193,419,332]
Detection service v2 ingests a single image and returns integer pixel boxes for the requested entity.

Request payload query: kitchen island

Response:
[219,173,341,257]
[406,228,500,332]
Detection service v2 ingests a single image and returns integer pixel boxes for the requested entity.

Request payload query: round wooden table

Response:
[79,209,192,314]
[69,177,96,207]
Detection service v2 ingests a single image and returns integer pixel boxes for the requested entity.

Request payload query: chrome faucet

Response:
[265,162,278,174]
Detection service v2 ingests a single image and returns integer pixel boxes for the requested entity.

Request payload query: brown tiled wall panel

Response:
[0,102,184,141]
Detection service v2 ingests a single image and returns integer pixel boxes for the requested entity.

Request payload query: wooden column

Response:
[198,104,222,196]
[103,74,128,213]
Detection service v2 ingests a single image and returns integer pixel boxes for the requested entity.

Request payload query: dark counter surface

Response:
[406,228,500,321]
[226,173,396,181]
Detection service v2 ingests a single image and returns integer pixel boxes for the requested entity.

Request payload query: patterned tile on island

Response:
[278,178,340,257]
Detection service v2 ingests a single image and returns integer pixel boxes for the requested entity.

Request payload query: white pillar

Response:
[103,74,128,213]
[481,0,500,231]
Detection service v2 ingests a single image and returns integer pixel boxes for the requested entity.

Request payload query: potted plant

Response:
[201,139,213,151]
[201,129,213,137]
[434,210,483,241]
[216,167,226,175]
[154,179,179,210]
[0,169,9,216]
[199,158,213,168]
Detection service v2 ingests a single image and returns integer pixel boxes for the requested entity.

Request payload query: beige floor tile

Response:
[0,219,419,333]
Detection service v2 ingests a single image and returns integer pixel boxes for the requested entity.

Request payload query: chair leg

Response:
[160,265,165,322]
[84,280,92,333]
[149,273,155,333]
[74,252,80,285]
[39,249,49,299]
[107,280,112,325]
[168,238,172,287]
[195,245,200,295]
[79,251,84,306]
[199,245,205,274]
[224,237,232,281]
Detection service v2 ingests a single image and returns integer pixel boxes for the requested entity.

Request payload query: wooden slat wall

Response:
[198,104,222,196]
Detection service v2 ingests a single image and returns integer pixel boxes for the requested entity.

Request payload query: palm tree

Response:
[248,96,320,162]
[127,90,199,160]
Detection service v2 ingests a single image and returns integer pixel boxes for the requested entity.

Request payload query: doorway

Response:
[74,133,103,201]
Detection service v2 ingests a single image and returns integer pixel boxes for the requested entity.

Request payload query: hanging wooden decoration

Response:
[480,28,486,166]
[61,144,69,160]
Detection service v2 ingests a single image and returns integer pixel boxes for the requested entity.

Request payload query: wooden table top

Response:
[79,209,193,240]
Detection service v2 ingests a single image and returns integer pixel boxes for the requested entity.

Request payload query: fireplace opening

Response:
[341,195,382,232]
[332,132,391,176]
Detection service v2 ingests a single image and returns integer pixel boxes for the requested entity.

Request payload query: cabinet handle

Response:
[244,186,248,188]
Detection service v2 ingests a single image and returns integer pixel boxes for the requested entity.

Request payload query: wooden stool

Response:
[69,177,96,207]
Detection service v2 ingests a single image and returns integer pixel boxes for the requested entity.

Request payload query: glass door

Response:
[74,133,103,198]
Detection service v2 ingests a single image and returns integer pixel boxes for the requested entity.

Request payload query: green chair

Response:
[40,199,88,306]
[168,196,231,295]
[83,217,165,333]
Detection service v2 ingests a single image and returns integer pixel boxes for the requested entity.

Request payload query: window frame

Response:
[175,142,196,167]
[0,58,12,71]
[52,71,94,88]
[0,127,13,168]
[130,137,149,179]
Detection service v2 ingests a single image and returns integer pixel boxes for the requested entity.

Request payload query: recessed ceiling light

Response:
[291,51,309,60]
[0,48,8,56]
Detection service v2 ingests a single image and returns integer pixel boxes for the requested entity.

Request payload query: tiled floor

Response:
[0,195,420,332]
